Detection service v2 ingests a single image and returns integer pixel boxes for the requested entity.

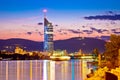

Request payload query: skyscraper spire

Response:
[43,9,47,18]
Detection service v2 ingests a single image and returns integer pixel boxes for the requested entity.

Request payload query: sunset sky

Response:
[0,0,120,41]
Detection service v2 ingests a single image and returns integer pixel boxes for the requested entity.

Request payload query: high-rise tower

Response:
[44,16,54,53]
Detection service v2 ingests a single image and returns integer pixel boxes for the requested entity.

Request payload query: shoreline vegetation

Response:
[86,34,120,80]
[0,52,50,60]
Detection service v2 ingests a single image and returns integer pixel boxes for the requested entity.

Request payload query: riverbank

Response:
[85,66,120,80]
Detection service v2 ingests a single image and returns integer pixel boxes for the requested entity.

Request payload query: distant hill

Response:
[54,37,106,53]
[0,37,106,53]
[0,38,42,51]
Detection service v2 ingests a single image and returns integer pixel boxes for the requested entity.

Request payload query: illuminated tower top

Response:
[43,9,47,18]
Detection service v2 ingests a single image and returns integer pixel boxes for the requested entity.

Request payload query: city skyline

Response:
[0,0,120,41]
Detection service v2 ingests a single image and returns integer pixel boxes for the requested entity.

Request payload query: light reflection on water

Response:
[0,60,96,80]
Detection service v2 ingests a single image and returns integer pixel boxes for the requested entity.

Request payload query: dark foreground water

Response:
[0,60,97,80]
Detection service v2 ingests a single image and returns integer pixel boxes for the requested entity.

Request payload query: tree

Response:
[104,34,120,68]
[92,48,99,59]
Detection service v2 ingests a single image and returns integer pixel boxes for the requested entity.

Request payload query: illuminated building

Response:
[15,47,26,55]
[44,17,54,53]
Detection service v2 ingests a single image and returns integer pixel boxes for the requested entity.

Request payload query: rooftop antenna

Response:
[43,9,47,18]
[79,29,80,38]
[78,28,82,40]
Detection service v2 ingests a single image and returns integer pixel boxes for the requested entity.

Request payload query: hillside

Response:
[0,37,106,53]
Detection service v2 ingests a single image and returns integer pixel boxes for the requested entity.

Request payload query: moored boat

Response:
[50,55,71,61]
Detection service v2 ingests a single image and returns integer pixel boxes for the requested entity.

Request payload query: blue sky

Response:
[0,0,120,20]
[0,0,120,41]
[0,0,120,11]
[0,0,120,22]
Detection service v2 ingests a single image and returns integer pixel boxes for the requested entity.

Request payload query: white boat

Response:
[50,50,71,61]
[50,55,71,61]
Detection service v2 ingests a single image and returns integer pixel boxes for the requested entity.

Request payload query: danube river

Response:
[0,60,97,80]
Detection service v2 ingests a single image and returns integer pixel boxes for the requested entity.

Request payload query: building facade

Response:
[44,18,54,53]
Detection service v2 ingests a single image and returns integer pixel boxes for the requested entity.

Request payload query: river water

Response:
[0,60,97,80]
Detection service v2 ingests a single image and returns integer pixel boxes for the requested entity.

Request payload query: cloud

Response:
[55,24,59,27]
[27,31,43,36]
[110,21,116,24]
[111,28,120,32]
[83,30,93,34]
[57,30,62,33]
[27,32,32,35]
[96,30,103,33]
[102,29,108,32]
[38,22,43,25]
[68,29,80,34]
[84,14,120,20]
[111,29,116,32]
[113,32,120,34]
[38,32,43,36]
[105,11,115,15]
[83,30,89,32]
[63,32,67,34]
[82,26,86,28]
[90,27,103,33]
[108,11,114,14]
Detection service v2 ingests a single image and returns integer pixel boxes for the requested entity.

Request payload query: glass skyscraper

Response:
[44,18,54,53]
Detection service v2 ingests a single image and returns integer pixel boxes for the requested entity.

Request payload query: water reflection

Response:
[0,60,96,80]
[6,61,8,80]
[71,60,75,80]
